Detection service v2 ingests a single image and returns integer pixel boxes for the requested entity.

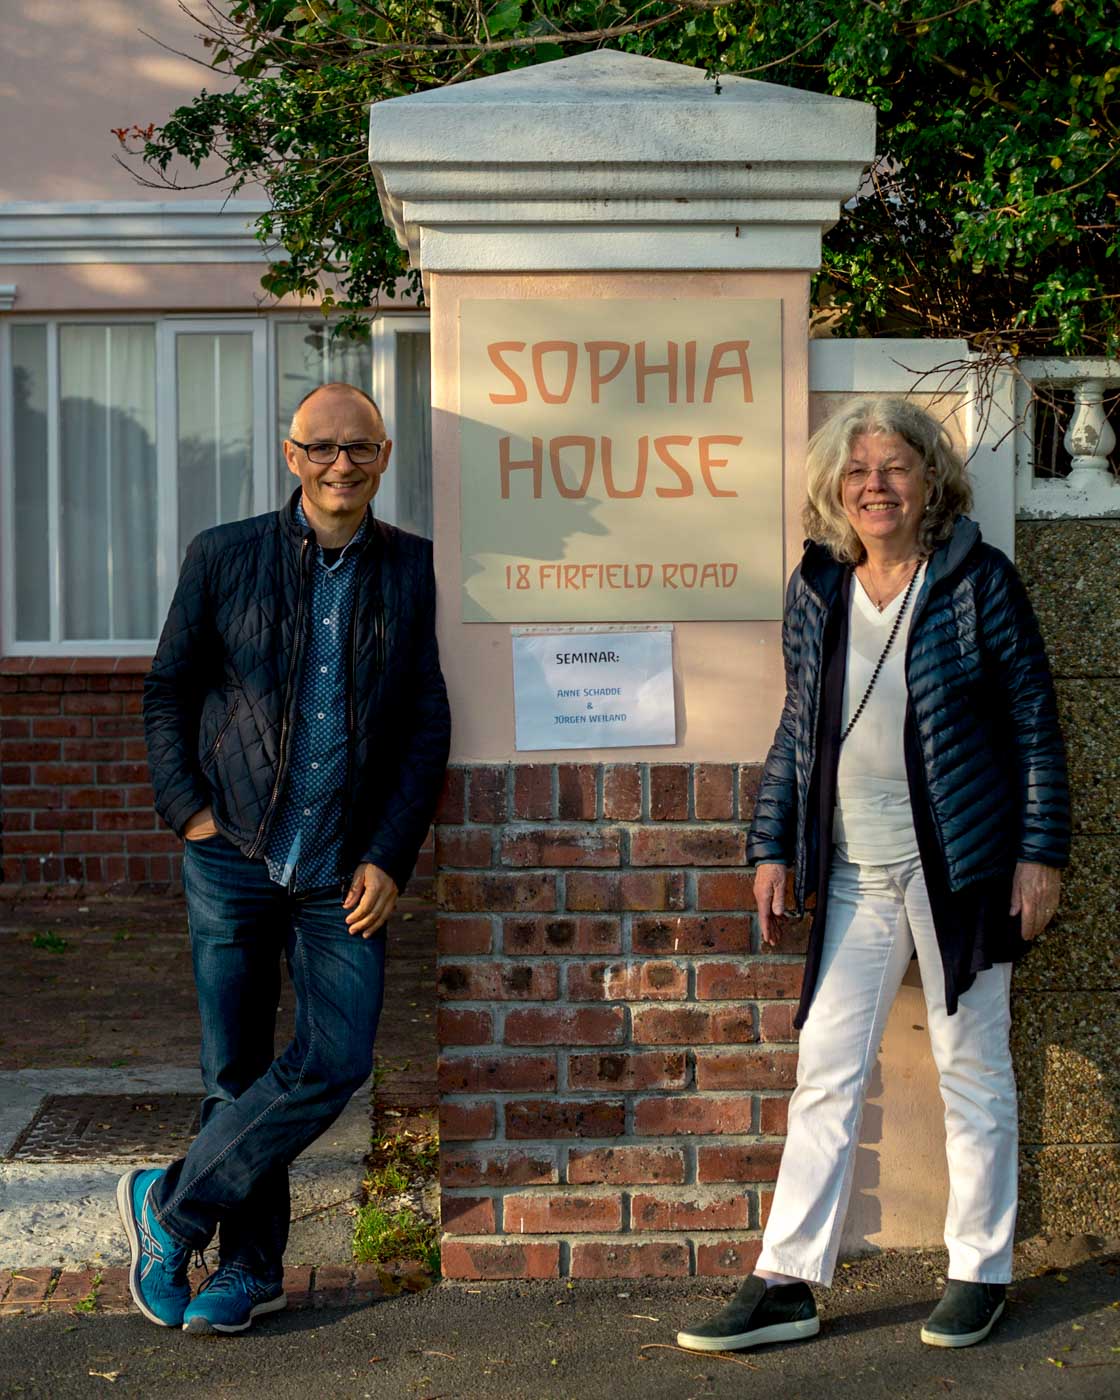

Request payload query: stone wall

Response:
[434,761,808,1279]
[1013,520,1120,1235]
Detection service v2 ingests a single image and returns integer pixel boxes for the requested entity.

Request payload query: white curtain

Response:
[59,324,157,641]
[10,325,50,641]
[176,332,254,556]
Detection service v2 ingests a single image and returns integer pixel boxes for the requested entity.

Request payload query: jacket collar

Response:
[799,539,847,606]
[280,486,377,556]
[924,515,980,589]
[799,515,981,605]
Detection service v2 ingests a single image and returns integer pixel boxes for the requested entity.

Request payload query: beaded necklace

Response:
[840,561,921,745]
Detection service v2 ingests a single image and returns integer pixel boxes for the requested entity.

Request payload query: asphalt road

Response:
[2,1250,1118,1400]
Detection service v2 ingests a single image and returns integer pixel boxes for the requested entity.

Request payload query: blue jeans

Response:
[153,834,386,1282]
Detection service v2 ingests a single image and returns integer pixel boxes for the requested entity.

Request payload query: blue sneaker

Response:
[182,1265,286,1335]
[115,1168,192,1327]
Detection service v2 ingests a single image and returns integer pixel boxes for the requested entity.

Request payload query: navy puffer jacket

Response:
[747,518,1070,1019]
[144,491,451,891]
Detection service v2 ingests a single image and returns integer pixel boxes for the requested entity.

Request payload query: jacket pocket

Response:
[202,702,237,767]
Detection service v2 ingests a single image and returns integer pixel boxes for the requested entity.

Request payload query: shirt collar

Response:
[296,496,369,568]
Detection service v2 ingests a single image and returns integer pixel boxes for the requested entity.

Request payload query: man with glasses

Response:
[129,382,450,1335]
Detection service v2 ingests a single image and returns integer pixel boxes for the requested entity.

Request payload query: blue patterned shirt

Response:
[263,498,368,890]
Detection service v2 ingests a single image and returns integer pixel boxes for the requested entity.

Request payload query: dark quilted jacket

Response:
[747,517,1070,1020]
[144,491,451,890]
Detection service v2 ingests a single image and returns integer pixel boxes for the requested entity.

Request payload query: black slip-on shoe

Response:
[676,1276,820,1352]
[921,1280,1006,1348]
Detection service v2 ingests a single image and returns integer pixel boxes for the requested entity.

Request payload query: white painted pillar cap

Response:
[368,49,876,275]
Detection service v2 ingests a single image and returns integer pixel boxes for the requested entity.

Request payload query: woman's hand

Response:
[1010,861,1061,942]
[754,863,788,948]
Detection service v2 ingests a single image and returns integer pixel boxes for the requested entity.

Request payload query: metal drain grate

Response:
[8,1094,200,1162]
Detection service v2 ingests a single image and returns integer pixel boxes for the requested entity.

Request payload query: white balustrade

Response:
[1015,358,1120,519]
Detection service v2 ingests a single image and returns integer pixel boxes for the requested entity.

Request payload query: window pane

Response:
[11,325,50,641]
[275,321,372,501]
[394,331,432,538]
[177,333,253,553]
[59,324,157,641]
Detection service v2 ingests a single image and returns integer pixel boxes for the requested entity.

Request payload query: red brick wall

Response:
[0,658,436,890]
[0,658,179,887]
[435,762,807,1280]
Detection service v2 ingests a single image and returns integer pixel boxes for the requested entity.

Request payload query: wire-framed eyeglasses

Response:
[290,439,386,466]
[843,462,918,487]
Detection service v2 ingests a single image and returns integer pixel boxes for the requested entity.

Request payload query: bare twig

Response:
[638,1343,760,1370]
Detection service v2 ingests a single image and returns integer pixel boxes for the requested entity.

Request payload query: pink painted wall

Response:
[0,0,239,203]
[0,262,281,313]
[430,269,809,765]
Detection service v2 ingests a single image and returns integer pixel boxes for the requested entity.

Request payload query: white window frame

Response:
[1,313,272,656]
[369,311,432,532]
[1,313,166,656]
[2,309,433,656]
[157,317,271,613]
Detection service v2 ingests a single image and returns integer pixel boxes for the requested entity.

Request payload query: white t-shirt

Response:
[832,563,927,866]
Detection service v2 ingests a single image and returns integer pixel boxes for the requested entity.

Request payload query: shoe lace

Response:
[196,1264,260,1301]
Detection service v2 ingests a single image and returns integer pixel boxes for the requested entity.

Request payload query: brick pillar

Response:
[369,47,874,1282]
[435,761,807,1280]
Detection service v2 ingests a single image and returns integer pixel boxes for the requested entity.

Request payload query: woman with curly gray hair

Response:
[678,395,1069,1354]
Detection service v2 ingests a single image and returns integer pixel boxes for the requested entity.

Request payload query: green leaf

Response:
[486,0,523,38]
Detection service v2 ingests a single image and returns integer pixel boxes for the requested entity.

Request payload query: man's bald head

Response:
[283,382,393,544]
[289,381,385,441]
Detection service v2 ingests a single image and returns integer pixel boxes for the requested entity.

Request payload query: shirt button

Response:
[303,808,311,816]
[311,762,319,770]
[317,712,325,720]
[323,617,332,625]
[320,665,328,673]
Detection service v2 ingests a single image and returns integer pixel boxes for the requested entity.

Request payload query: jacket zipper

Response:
[248,536,310,858]
[340,536,385,871]
[204,703,237,765]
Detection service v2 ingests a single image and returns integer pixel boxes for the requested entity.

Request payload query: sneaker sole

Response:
[182,1294,288,1335]
[676,1315,820,1352]
[921,1299,1004,1348]
[115,1169,177,1329]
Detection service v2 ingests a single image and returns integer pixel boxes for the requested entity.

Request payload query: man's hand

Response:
[754,862,788,948]
[184,806,218,841]
[344,862,398,938]
[1010,861,1061,942]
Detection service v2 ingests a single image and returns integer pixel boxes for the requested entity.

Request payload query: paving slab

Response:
[0,1068,372,1271]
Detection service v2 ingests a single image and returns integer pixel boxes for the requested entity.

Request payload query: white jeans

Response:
[757,854,1017,1286]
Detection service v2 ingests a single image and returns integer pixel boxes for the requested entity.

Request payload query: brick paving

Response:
[0,1262,432,1315]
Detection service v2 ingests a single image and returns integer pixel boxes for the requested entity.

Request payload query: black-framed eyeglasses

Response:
[290,439,386,466]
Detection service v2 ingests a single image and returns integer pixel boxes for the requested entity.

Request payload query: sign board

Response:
[512,628,675,751]
[459,298,783,623]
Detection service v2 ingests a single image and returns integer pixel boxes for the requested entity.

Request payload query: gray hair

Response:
[803,396,973,564]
